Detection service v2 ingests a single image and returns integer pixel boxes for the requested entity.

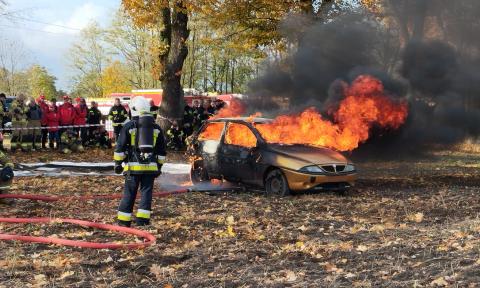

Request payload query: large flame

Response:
[207,75,408,151]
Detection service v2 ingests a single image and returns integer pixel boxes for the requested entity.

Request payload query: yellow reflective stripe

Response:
[117,212,132,221]
[136,209,151,219]
[124,163,158,172]
[113,152,126,161]
[129,128,137,146]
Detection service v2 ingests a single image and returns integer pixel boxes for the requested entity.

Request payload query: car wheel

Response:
[190,161,209,185]
[265,169,290,197]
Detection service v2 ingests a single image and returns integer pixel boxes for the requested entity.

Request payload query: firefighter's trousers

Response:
[11,121,27,151]
[117,174,155,223]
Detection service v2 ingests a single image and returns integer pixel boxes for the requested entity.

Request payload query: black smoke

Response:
[247,0,480,155]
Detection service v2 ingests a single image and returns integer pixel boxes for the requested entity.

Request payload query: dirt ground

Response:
[0,148,479,287]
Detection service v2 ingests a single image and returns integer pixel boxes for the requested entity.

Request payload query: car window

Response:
[225,123,257,148]
[198,122,225,141]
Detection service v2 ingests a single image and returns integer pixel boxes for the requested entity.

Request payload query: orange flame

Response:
[206,75,408,151]
[255,75,408,151]
[212,99,246,119]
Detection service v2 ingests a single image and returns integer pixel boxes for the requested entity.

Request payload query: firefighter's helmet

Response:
[131,96,151,117]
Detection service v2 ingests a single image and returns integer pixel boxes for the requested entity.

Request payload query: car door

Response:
[219,122,258,183]
[195,122,226,177]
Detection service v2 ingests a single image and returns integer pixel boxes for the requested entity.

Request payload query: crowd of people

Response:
[166,99,225,150]
[0,93,226,153]
[0,93,110,153]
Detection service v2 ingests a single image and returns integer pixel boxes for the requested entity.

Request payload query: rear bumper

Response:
[281,168,357,191]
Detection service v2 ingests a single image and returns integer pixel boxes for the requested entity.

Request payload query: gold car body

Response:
[282,168,357,191]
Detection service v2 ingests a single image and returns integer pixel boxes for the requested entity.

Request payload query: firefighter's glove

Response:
[0,166,14,182]
[114,164,123,175]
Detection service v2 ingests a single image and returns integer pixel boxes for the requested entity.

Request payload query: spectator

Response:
[87,101,102,143]
[87,126,111,149]
[58,96,76,139]
[10,94,28,152]
[37,95,49,149]
[45,103,60,149]
[108,98,128,141]
[166,120,184,151]
[183,104,194,136]
[74,97,88,145]
[0,93,7,150]
[192,100,205,130]
[207,100,217,116]
[26,97,43,151]
[150,100,159,121]
[61,128,83,154]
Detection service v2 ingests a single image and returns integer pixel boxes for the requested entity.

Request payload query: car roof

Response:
[208,117,272,124]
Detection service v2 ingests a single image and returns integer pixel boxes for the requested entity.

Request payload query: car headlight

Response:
[299,165,324,174]
[344,164,356,172]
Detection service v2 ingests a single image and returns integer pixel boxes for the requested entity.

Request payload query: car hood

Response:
[266,144,349,165]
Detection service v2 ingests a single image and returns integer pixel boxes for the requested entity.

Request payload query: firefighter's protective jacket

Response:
[114,118,166,174]
[108,105,128,126]
[10,100,28,123]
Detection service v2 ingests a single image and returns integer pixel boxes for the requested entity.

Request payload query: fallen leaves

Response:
[407,212,425,223]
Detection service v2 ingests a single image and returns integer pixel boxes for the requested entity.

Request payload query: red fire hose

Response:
[0,189,190,249]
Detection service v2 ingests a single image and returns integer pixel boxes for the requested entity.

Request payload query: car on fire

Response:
[188,118,357,196]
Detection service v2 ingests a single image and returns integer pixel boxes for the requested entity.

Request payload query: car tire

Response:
[265,169,290,197]
[190,161,210,185]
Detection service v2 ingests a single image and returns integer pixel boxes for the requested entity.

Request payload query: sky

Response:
[0,0,120,91]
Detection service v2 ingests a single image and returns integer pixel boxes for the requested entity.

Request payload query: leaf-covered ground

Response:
[0,150,479,287]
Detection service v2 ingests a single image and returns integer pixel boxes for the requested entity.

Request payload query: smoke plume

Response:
[247,0,480,155]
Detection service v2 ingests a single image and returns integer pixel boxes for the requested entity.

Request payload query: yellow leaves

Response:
[58,271,74,280]
[295,241,305,249]
[215,215,237,238]
[430,277,449,287]
[356,245,369,252]
[407,212,424,223]
[32,274,48,288]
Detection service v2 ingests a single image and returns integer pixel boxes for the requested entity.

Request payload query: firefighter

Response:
[192,100,205,130]
[0,93,7,150]
[114,96,166,227]
[88,126,111,149]
[0,150,14,205]
[87,101,102,143]
[60,128,84,154]
[166,120,184,151]
[10,94,28,152]
[183,104,194,136]
[150,100,158,121]
[108,98,128,141]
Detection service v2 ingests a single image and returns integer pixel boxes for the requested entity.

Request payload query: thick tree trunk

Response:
[158,1,190,131]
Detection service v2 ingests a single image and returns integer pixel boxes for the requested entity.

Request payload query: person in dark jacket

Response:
[87,101,102,143]
[108,98,128,141]
[166,120,184,151]
[38,95,49,149]
[183,104,194,136]
[150,100,158,122]
[114,96,166,227]
[26,97,43,151]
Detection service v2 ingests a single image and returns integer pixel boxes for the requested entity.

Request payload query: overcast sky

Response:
[0,0,120,91]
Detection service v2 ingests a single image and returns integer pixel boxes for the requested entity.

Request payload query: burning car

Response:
[188,118,357,196]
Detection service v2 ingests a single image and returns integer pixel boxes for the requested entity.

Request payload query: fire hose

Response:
[0,189,189,250]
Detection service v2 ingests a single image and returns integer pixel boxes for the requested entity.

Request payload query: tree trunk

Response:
[188,28,196,88]
[158,1,190,131]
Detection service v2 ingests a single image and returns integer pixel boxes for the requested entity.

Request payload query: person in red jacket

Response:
[58,95,76,141]
[38,95,49,149]
[74,97,88,145]
[45,103,60,149]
